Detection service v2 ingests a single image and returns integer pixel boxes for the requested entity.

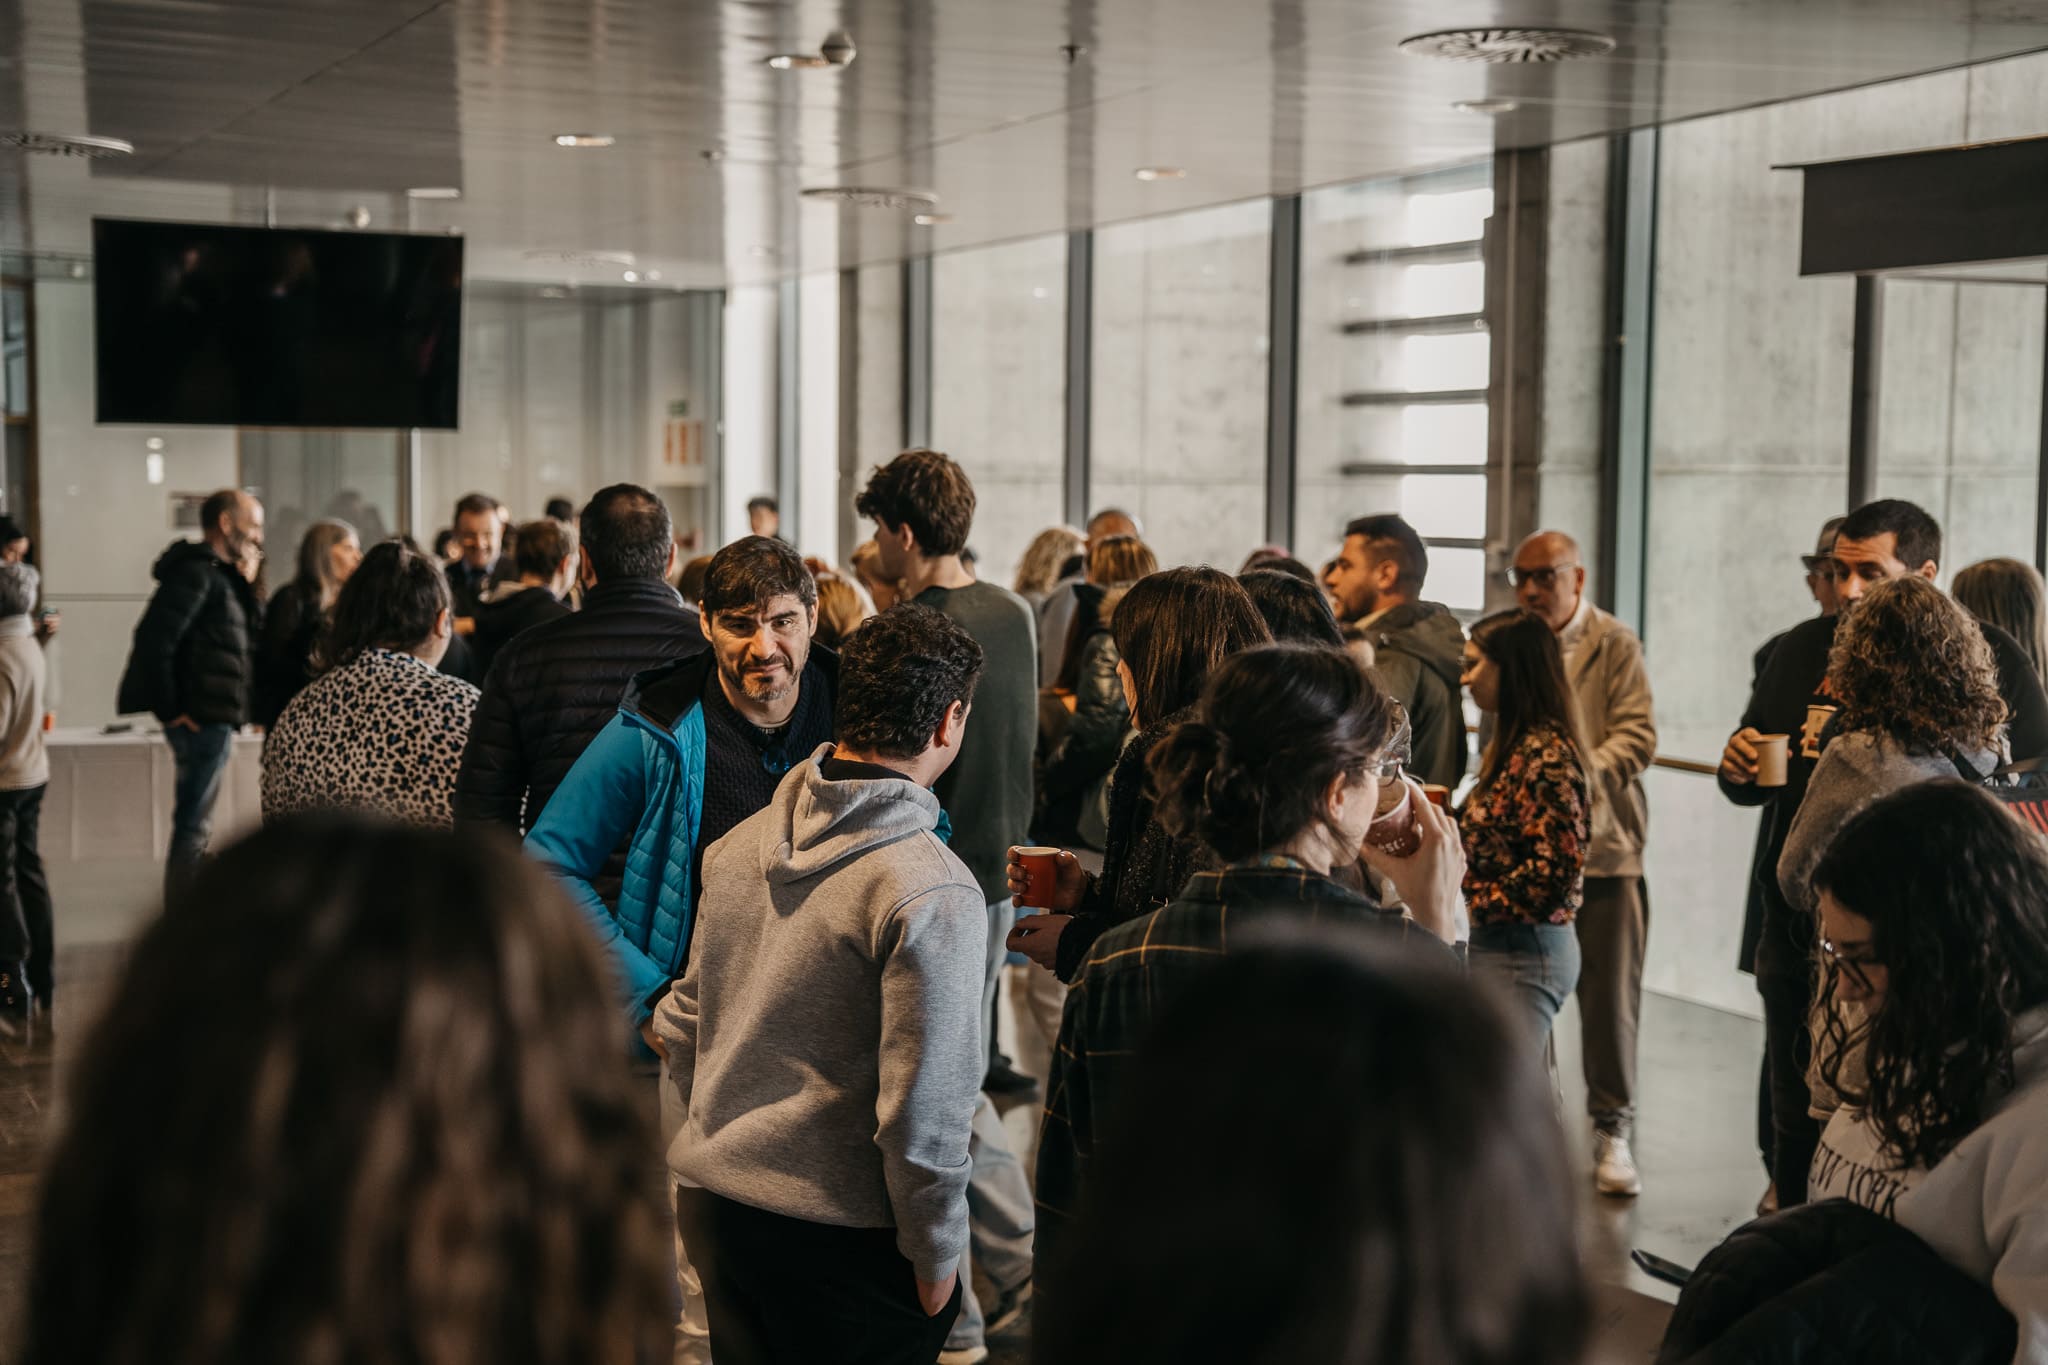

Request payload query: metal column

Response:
[1265,195,1301,547]
[1063,230,1093,528]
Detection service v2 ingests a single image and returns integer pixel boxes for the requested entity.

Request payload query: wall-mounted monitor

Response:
[93,217,463,430]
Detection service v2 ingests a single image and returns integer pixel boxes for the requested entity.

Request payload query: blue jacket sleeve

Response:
[524,714,668,1019]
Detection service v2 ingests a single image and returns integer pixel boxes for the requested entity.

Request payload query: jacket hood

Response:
[153,539,225,582]
[756,745,943,883]
[1369,600,1466,690]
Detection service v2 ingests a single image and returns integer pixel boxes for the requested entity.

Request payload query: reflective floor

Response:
[0,864,1764,1362]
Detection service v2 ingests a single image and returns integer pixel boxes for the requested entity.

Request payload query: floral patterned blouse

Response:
[1457,723,1590,927]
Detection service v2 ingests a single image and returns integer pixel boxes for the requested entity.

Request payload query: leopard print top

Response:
[261,648,480,829]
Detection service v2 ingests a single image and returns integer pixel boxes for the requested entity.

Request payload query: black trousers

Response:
[1756,928,1821,1207]
[675,1186,960,1365]
[0,785,53,1001]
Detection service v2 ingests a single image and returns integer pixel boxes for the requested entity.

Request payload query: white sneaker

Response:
[938,1347,990,1365]
[1594,1131,1643,1197]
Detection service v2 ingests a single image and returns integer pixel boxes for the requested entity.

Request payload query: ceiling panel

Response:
[0,0,2041,289]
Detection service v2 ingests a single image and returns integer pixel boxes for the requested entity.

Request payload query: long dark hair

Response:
[1039,923,1587,1365]
[25,816,669,1365]
[1111,568,1272,728]
[1813,781,2048,1169]
[318,540,451,671]
[1151,645,1398,861]
[1468,609,1586,794]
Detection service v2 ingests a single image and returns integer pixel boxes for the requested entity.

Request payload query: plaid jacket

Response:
[1033,859,1453,1272]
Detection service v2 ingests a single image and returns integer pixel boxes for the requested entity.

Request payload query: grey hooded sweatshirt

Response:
[655,744,986,1283]
[1364,600,1469,789]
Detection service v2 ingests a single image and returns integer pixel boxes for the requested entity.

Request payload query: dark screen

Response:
[93,218,464,430]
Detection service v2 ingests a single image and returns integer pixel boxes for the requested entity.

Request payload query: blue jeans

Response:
[946,1092,1036,1351]
[164,723,235,902]
[1470,921,1583,1053]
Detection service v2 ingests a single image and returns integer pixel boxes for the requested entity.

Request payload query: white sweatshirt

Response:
[1810,1007,2048,1364]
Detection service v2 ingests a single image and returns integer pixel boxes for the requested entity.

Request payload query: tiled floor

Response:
[0,865,1766,1363]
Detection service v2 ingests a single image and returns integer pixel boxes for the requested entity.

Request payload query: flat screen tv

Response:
[93,217,464,430]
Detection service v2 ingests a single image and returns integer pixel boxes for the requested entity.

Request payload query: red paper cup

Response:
[1014,846,1062,910]
[1422,784,1452,809]
[1366,780,1423,858]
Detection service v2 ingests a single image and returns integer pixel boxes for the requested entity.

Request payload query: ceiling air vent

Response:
[0,131,134,158]
[801,186,939,211]
[1398,28,1616,63]
[522,249,637,269]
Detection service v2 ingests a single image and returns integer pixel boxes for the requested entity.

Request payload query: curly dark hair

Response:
[834,603,985,760]
[1827,574,2005,754]
[1813,781,2048,1169]
[25,815,670,1365]
[853,449,976,558]
[1151,645,1399,861]
[700,535,817,618]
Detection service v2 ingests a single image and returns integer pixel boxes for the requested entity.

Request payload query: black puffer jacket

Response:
[453,577,704,840]
[1658,1201,2015,1365]
[1035,627,1129,845]
[117,540,261,726]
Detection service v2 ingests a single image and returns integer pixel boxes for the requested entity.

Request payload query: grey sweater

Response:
[655,744,986,1282]
[1779,730,2001,916]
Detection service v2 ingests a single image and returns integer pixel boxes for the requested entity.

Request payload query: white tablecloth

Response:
[42,726,264,865]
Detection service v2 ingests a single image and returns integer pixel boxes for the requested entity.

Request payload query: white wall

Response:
[35,281,239,728]
[722,285,778,547]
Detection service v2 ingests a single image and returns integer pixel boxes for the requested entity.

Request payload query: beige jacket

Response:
[0,618,47,791]
[1559,602,1656,878]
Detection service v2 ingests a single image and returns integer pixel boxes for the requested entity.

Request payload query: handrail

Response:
[1651,754,1721,777]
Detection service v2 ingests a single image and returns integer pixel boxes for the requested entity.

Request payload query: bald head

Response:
[1511,530,1584,632]
[1086,508,1139,543]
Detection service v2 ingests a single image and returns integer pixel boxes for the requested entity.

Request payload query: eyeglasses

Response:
[1371,755,1404,783]
[1507,563,1579,589]
[1819,933,1879,994]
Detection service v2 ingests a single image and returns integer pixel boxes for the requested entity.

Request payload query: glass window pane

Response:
[1399,475,1487,540]
[1426,547,1487,615]
[930,235,1067,587]
[1296,163,1493,567]
[1090,199,1270,570]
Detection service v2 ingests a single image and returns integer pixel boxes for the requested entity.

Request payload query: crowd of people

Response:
[8,461,2047,1363]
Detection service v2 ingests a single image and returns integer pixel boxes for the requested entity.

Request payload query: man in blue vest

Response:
[527,533,833,1365]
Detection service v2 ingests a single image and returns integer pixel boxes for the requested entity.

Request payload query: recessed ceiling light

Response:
[1453,98,1521,115]
[406,186,462,199]
[646,269,662,282]
[1399,27,1615,62]
[554,132,615,148]
[767,53,832,70]
[1134,166,1186,182]
[622,270,640,283]
[912,213,953,227]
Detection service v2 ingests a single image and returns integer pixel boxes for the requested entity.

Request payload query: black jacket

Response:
[468,583,571,680]
[446,554,512,619]
[1035,628,1128,845]
[252,579,324,729]
[1658,1200,2015,1365]
[117,540,261,726]
[1052,707,1217,982]
[453,577,704,839]
[1722,611,2048,973]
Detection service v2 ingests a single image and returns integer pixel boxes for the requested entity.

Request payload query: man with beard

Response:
[525,533,832,1365]
[118,487,265,900]
[1322,513,1468,788]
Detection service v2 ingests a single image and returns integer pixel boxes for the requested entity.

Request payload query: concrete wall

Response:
[1091,200,1270,571]
[930,235,1069,587]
